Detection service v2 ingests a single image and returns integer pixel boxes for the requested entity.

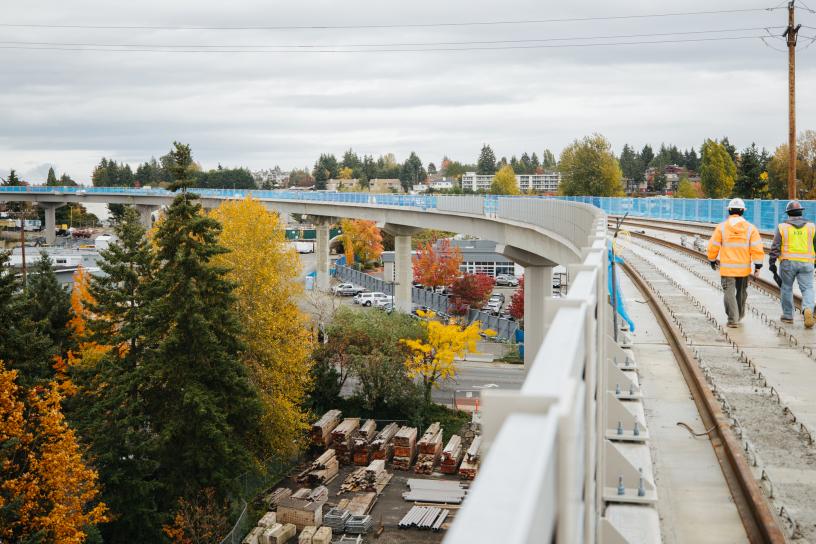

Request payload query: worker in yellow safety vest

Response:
[768,200,816,328]
[706,198,765,328]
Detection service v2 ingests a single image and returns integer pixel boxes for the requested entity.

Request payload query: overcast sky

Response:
[1,0,814,183]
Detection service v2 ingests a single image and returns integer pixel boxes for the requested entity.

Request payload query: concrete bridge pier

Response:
[39,202,65,245]
[135,204,159,230]
[383,223,423,314]
[499,244,556,371]
[312,216,336,291]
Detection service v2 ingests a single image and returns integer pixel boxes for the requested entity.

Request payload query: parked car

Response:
[354,292,393,307]
[488,293,505,304]
[332,283,365,296]
[495,274,519,287]
[379,302,394,314]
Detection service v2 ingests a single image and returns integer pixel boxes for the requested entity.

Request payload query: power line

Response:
[0,35,770,54]
[0,7,784,32]
[0,27,782,50]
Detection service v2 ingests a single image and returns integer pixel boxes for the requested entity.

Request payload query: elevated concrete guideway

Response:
[1,186,648,543]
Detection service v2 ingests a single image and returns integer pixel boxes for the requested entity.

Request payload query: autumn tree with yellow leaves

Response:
[0,362,108,543]
[210,197,313,457]
[401,312,489,407]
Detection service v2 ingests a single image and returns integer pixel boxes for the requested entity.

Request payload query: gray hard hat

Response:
[786,200,804,214]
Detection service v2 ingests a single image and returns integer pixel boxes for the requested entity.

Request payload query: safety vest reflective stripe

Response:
[780,223,816,262]
[717,223,753,247]
[720,262,752,269]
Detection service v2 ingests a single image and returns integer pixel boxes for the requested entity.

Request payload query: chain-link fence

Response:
[217,456,293,544]
[334,264,519,340]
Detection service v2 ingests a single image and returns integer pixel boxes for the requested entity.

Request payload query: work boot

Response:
[805,308,815,329]
[781,316,794,324]
[727,321,739,328]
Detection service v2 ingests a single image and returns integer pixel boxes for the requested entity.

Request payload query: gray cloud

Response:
[0,0,813,181]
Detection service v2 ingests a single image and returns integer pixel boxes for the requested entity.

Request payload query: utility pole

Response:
[18,208,27,291]
[784,1,802,199]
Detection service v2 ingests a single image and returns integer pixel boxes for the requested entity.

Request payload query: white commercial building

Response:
[461,171,561,193]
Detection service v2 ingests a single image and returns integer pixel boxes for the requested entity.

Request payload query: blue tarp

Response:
[608,245,636,332]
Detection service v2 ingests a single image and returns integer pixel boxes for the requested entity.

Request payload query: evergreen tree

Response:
[734,143,770,199]
[26,252,71,352]
[46,167,58,185]
[71,207,162,542]
[519,152,532,174]
[530,152,540,172]
[476,144,496,175]
[639,144,655,168]
[619,144,644,181]
[427,162,437,176]
[399,152,426,191]
[60,173,77,186]
[720,137,738,162]
[312,153,339,189]
[2,169,22,186]
[144,155,263,513]
[684,148,700,172]
[0,252,53,386]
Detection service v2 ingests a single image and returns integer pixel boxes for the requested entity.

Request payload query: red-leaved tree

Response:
[448,273,495,315]
[508,275,524,320]
[412,238,462,288]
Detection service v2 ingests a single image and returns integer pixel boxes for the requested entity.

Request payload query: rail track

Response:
[620,259,786,544]
[610,216,775,241]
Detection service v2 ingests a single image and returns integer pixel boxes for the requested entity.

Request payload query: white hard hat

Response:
[727,198,746,210]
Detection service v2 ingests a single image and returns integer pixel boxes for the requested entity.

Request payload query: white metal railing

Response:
[446,213,607,544]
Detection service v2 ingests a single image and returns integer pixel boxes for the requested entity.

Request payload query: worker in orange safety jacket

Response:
[706,198,765,328]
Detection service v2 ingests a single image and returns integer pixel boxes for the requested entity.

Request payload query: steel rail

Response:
[618,227,802,308]
[611,216,775,241]
[620,259,786,544]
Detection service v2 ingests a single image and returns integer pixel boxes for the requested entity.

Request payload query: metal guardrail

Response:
[445,217,607,544]
[333,265,519,340]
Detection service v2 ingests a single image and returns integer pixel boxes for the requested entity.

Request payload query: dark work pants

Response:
[721,276,749,324]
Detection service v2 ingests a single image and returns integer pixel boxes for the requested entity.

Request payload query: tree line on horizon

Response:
[7,131,816,200]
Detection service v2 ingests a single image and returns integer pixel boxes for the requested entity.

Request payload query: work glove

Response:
[709,260,719,271]
[754,263,763,271]
[769,262,777,274]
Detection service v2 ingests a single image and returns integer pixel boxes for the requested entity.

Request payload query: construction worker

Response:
[707,198,764,328]
[768,200,816,328]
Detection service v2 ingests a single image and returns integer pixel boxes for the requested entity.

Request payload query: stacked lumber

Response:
[263,488,292,509]
[243,527,264,544]
[311,527,332,544]
[439,435,463,475]
[370,422,399,462]
[331,418,361,464]
[291,488,311,500]
[392,426,418,470]
[306,485,328,503]
[346,492,377,516]
[311,410,342,448]
[298,526,316,544]
[458,436,481,480]
[414,423,443,474]
[276,498,323,530]
[351,419,377,466]
[258,511,277,528]
[339,460,392,494]
[296,449,339,486]
[260,523,296,544]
